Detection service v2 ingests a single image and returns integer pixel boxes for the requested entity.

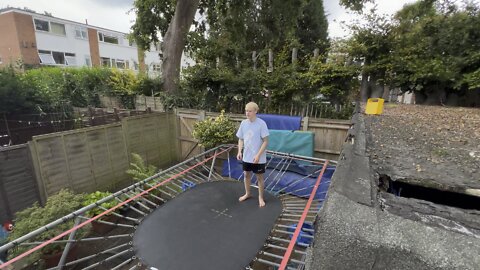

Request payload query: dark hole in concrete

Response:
[379,175,480,211]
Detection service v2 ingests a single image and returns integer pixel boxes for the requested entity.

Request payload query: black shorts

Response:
[242,162,266,174]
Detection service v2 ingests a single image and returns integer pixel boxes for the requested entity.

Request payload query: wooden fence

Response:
[1,108,349,223]
[30,113,178,199]
[0,144,42,223]
[0,113,178,222]
[176,109,351,161]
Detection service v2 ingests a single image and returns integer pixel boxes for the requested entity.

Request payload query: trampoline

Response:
[0,145,335,270]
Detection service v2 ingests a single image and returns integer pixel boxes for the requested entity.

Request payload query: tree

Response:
[132,0,200,94]
[339,0,373,12]
[296,0,329,56]
[348,9,393,101]
[390,0,480,105]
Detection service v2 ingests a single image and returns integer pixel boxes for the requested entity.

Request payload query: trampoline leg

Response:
[207,150,217,182]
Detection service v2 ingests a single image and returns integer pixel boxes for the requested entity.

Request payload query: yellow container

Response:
[365,98,384,115]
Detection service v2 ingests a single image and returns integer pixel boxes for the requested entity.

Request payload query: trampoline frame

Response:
[0,145,335,270]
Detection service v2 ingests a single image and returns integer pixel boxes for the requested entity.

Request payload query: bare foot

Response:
[259,198,265,207]
[239,194,251,202]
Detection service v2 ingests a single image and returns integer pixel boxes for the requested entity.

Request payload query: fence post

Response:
[88,106,95,126]
[113,108,120,121]
[28,141,47,205]
[303,116,309,131]
[3,113,12,146]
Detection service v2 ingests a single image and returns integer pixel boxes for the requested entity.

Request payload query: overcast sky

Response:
[1,0,417,38]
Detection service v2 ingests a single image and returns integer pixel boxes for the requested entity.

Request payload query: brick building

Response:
[0,7,192,74]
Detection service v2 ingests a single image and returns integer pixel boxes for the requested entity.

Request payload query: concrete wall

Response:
[308,112,480,270]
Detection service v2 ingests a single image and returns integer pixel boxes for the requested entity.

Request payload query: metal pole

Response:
[58,217,81,269]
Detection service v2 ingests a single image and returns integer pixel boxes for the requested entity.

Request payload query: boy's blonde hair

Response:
[245,102,259,112]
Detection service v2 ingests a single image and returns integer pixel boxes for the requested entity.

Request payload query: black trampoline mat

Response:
[133,181,283,270]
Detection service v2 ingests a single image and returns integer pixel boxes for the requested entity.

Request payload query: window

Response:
[34,19,49,31]
[115,59,126,69]
[101,57,111,67]
[152,63,161,72]
[133,61,139,70]
[98,32,119,44]
[52,51,65,65]
[50,22,66,35]
[34,19,66,36]
[85,56,92,67]
[38,50,75,65]
[75,27,88,40]
[65,53,76,66]
[38,50,55,64]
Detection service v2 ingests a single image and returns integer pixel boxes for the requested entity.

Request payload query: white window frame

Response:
[38,50,75,66]
[85,55,92,67]
[34,18,66,36]
[34,19,49,32]
[101,57,112,67]
[75,26,88,40]
[151,63,161,72]
[50,22,66,36]
[98,32,119,45]
[64,53,77,66]
[115,59,126,69]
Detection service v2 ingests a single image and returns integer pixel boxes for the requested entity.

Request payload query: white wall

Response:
[33,15,91,67]
[30,12,194,73]
[97,30,140,70]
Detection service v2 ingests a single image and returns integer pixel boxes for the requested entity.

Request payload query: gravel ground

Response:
[364,104,480,192]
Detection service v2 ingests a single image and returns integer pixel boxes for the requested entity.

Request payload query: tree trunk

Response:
[360,71,369,102]
[268,49,273,72]
[162,0,200,94]
[369,75,384,98]
[292,48,298,63]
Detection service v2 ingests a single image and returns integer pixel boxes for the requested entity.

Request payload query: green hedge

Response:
[0,67,162,113]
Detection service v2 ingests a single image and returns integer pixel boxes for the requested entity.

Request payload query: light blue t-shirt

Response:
[236,117,269,164]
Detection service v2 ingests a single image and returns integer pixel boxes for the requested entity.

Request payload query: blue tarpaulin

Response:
[258,114,302,131]
[267,130,314,157]
[222,157,334,200]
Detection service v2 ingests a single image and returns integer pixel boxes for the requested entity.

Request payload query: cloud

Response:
[84,0,134,8]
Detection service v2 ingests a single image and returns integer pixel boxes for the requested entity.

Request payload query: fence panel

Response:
[31,113,177,197]
[178,109,351,160]
[135,95,164,112]
[123,113,177,170]
[0,144,41,222]
[176,109,205,160]
[303,118,351,160]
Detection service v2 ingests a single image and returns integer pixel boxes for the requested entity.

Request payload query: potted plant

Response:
[192,110,237,149]
[7,189,86,268]
[82,191,119,234]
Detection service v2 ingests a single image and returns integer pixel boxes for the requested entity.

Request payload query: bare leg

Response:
[257,173,265,207]
[239,171,252,202]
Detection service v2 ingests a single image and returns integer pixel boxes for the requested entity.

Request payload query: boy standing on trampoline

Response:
[236,102,269,207]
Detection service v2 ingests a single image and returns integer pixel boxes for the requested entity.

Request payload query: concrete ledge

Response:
[308,111,480,269]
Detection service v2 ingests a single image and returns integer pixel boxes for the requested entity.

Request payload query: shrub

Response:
[82,191,117,217]
[8,189,86,266]
[126,153,158,182]
[192,110,237,149]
